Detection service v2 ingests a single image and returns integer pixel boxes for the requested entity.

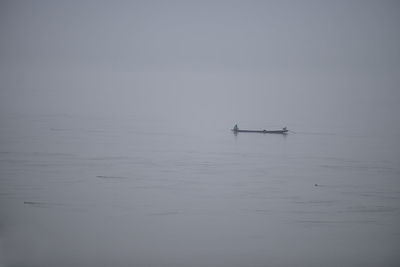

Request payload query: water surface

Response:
[1,114,399,267]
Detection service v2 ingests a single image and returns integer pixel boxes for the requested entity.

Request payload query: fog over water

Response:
[1,1,400,266]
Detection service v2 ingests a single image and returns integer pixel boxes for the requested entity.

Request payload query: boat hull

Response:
[233,129,288,134]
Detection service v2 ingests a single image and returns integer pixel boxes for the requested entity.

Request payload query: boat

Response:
[232,124,288,134]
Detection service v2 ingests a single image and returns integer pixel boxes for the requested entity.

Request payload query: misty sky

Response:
[1,0,399,131]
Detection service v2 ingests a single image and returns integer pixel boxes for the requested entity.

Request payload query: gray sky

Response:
[1,0,399,131]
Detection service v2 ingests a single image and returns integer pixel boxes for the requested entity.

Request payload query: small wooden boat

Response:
[232,125,288,134]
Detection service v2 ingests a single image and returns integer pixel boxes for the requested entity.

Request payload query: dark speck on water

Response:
[23,201,42,205]
[96,175,128,179]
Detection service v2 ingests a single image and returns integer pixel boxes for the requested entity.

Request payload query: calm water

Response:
[1,114,400,267]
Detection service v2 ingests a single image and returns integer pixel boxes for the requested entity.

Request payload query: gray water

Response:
[2,0,400,266]
[1,114,400,267]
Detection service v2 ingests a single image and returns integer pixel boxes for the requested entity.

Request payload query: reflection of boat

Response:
[232,124,288,134]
